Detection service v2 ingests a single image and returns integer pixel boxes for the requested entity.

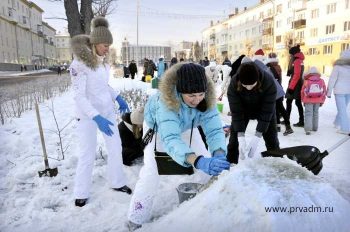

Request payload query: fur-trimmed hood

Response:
[158,62,216,112]
[71,34,99,69]
[334,58,350,66]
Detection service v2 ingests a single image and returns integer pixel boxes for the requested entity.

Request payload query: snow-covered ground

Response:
[0,75,349,232]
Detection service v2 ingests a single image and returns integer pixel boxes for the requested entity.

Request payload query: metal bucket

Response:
[176,183,203,204]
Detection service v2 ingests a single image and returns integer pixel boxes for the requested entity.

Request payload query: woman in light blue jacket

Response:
[327,49,350,134]
[127,63,230,229]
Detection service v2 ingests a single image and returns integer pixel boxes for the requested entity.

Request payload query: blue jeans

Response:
[335,94,350,133]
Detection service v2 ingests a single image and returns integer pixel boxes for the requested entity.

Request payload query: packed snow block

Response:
[143,158,350,232]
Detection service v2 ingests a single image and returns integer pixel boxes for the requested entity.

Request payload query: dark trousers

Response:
[286,98,304,123]
[131,73,135,79]
[227,116,280,164]
[276,97,290,126]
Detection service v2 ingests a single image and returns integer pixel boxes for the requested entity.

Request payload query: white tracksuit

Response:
[127,126,211,225]
[70,59,127,199]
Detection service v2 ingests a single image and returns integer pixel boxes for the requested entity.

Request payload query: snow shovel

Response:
[35,103,58,177]
[261,134,350,175]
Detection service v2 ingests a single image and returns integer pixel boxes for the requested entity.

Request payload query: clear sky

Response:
[32,0,259,48]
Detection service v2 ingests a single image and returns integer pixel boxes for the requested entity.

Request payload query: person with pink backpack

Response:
[301,67,326,135]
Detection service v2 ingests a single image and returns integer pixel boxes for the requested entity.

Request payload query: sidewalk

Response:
[0,69,54,78]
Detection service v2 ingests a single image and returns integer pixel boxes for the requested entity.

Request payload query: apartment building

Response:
[202,0,350,75]
[0,0,56,70]
[55,32,72,65]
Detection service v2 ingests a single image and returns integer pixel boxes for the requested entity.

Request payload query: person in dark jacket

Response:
[118,108,144,166]
[203,56,210,67]
[266,53,293,136]
[128,60,138,79]
[227,61,279,164]
[222,57,232,67]
[286,45,305,127]
[170,57,178,67]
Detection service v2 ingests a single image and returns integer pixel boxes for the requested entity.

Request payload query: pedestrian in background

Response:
[301,67,326,135]
[128,60,138,79]
[286,44,305,127]
[69,16,132,207]
[327,49,350,134]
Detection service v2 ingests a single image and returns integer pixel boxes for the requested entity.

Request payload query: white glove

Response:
[237,136,247,160]
[246,135,261,158]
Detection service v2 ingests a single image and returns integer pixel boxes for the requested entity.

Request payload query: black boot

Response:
[283,124,294,136]
[75,198,88,207]
[293,121,304,127]
[113,185,132,195]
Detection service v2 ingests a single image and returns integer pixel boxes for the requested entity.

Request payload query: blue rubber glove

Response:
[195,156,230,176]
[116,95,130,113]
[93,115,114,136]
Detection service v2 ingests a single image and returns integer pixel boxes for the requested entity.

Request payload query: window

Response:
[310,28,318,37]
[287,17,293,25]
[346,0,349,9]
[276,4,283,13]
[23,16,26,24]
[341,43,350,51]
[297,31,304,39]
[323,45,333,54]
[326,3,336,14]
[308,48,317,55]
[344,21,350,31]
[311,9,319,18]
[276,35,282,43]
[8,7,13,17]
[326,24,335,34]
[276,20,282,28]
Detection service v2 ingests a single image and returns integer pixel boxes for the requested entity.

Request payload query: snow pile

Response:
[142,158,350,232]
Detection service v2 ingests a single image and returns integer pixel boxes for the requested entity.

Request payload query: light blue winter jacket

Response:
[145,63,226,167]
[157,59,167,78]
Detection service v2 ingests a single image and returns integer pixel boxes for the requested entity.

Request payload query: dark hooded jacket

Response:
[227,62,277,134]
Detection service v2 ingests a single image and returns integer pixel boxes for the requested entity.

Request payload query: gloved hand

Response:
[116,95,130,113]
[195,156,230,176]
[246,135,261,158]
[93,115,114,136]
[237,136,246,160]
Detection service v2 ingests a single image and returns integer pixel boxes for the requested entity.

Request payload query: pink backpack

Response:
[304,78,324,98]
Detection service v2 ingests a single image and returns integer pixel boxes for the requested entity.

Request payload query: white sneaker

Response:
[127,221,142,231]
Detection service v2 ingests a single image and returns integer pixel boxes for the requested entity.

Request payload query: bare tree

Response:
[49,0,117,37]
[193,41,202,62]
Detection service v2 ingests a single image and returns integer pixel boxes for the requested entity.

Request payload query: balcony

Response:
[263,28,273,36]
[292,19,306,29]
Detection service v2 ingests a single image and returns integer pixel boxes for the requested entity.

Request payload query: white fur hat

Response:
[130,107,144,125]
[308,66,319,74]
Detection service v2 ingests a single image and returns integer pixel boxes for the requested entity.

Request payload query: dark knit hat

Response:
[90,17,113,44]
[176,63,207,93]
[289,45,301,55]
[238,63,259,85]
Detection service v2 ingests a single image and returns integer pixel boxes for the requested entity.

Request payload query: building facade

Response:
[202,0,350,75]
[0,0,57,70]
[121,38,171,65]
[55,32,72,65]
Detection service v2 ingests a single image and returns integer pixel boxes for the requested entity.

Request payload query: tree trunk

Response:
[80,0,93,34]
[64,0,83,37]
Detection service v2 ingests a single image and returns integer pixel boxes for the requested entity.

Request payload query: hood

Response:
[304,73,321,81]
[334,50,350,66]
[158,62,216,112]
[71,34,99,69]
[294,52,305,60]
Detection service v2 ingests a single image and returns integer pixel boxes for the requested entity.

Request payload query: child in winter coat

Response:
[127,63,230,229]
[118,108,144,166]
[70,17,132,207]
[301,67,326,135]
